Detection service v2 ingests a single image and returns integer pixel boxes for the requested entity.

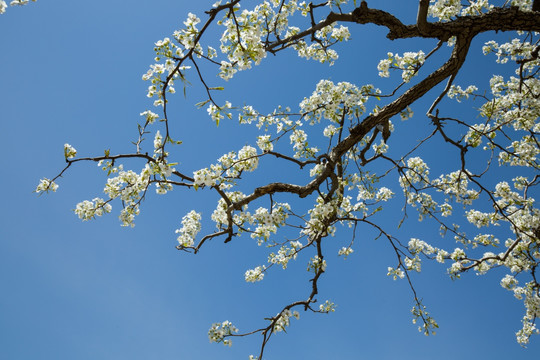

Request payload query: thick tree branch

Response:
[416,0,430,35]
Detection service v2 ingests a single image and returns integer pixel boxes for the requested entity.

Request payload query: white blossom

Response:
[35,178,59,194]
[175,210,202,248]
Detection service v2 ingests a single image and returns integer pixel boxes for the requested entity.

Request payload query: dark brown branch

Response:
[416,0,430,35]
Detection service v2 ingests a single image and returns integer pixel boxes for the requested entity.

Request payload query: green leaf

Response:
[196,99,210,108]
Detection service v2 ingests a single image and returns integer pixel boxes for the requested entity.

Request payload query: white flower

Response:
[175,210,202,248]
[256,134,273,151]
[273,309,300,332]
[63,143,77,159]
[208,320,238,346]
[140,110,159,124]
[10,0,30,6]
[319,300,336,313]
[245,266,265,282]
[74,198,112,221]
[35,178,58,193]
[387,266,405,280]
[377,57,392,78]
[338,247,354,258]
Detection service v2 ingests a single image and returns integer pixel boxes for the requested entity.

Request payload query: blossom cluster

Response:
[63,143,77,159]
[208,320,238,346]
[0,0,36,14]
[245,265,266,282]
[319,300,336,313]
[300,80,374,124]
[272,308,300,332]
[175,210,202,248]
[193,145,259,188]
[427,0,533,21]
[378,51,426,82]
[268,244,300,269]
[74,198,112,221]
[411,302,439,335]
[35,178,58,194]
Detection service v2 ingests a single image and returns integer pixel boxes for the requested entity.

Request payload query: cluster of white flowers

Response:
[63,143,77,159]
[244,265,265,282]
[268,244,299,269]
[141,25,196,106]
[176,13,201,50]
[300,80,374,124]
[273,309,300,332]
[35,178,59,194]
[447,84,478,103]
[217,4,268,79]
[510,0,535,11]
[400,157,430,188]
[483,38,536,64]
[326,0,349,10]
[408,238,435,255]
[153,131,163,155]
[142,57,185,107]
[251,203,291,245]
[307,255,327,273]
[463,123,495,148]
[465,209,496,228]
[256,134,273,152]
[140,110,159,124]
[372,140,389,154]
[104,168,149,201]
[291,22,350,65]
[302,197,338,238]
[432,170,479,205]
[289,128,318,158]
[94,161,175,226]
[460,0,494,16]
[193,167,220,188]
[428,0,526,20]
[0,0,36,14]
[319,300,336,313]
[499,275,540,345]
[387,266,405,280]
[377,51,426,82]
[376,187,394,201]
[428,0,463,20]
[338,246,354,258]
[208,320,238,346]
[411,302,438,335]
[238,104,295,134]
[211,191,247,227]
[207,101,232,125]
[193,145,259,188]
[404,255,422,272]
[74,198,112,221]
[175,210,202,248]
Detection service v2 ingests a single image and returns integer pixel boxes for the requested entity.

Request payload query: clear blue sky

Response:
[1,1,539,359]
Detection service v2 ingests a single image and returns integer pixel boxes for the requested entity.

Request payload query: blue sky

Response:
[1,1,539,359]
